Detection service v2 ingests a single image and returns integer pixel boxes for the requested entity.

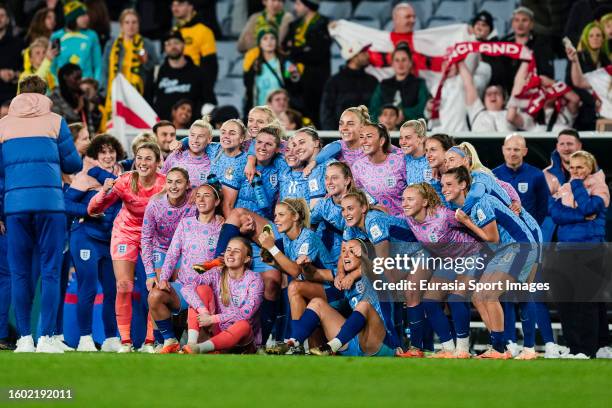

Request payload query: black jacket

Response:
[0,31,23,104]
[320,65,378,130]
[145,56,216,121]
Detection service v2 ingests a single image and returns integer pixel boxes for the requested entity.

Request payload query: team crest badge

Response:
[308,179,318,192]
[476,208,486,222]
[80,249,91,261]
[298,242,309,256]
[386,176,396,187]
[423,168,432,182]
[118,244,127,254]
[518,182,528,193]
[225,167,234,181]
[199,172,207,181]
[269,174,278,187]
[355,281,364,294]
[370,224,383,240]
[153,253,161,263]
[208,236,216,249]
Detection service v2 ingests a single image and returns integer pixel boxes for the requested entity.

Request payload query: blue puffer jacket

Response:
[550,178,608,243]
[0,93,82,215]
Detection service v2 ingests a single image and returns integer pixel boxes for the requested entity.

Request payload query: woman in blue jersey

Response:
[424,133,455,203]
[339,190,422,356]
[442,166,536,359]
[399,119,431,186]
[64,134,125,352]
[310,162,357,260]
[258,198,341,354]
[289,239,400,356]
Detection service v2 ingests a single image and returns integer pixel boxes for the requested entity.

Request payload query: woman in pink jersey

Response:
[401,183,484,359]
[182,236,264,354]
[88,142,166,353]
[148,182,224,353]
[161,119,215,187]
[352,122,407,216]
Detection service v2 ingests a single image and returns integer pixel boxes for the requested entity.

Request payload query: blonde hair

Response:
[279,198,310,229]
[119,8,139,25]
[570,150,598,174]
[249,105,277,123]
[342,105,371,124]
[221,118,247,139]
[400,118,427,138]
[131,142,162,193]
[458,141,493,176]
[190,116,214,136]
[405,183,442,209]
[131,132,157,156]
[29,36,49,54]
[220,237,253,306]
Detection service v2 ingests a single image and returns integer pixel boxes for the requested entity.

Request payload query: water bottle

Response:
[251,174,267,210]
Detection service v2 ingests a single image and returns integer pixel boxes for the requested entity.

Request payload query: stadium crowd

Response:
[0,0,611,360]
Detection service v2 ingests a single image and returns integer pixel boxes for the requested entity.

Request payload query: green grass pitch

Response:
[0,354,611,407]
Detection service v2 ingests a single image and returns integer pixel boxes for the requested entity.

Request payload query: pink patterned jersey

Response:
[160,215,224,283]
[339,140,366,166]
[88,172,166,244]
[497,178,521,205]
[352,151,407,216]
[181,266,264,343]
[403,206,482,258]
[141,195,197,276]
[161,149,211,187]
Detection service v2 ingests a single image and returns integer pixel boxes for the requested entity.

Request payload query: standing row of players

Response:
[51,104,586,358]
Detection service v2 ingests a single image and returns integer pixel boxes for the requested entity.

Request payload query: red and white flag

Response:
[107,74,159,149]
[328,19,472,91]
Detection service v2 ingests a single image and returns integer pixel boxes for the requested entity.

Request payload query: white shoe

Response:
[138,343,156,354]
[596,346,612,359]
[36,335,64,354]
[154,343,164,353]
[76,335,98,352]
[544,342,570,359]
[117,343,134,353]
[14,335,35,353]
[506,341,521,358]
[101,337,122,352]
[52,335,75,351]
[561,352,590,360]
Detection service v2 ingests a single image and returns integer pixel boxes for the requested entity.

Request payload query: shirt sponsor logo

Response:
[370,224,383,240]
[518,182,528,193]
[80,249,91,261]
[476,208,486,222]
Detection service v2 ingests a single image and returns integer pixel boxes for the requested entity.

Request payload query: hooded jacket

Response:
[0,93,82,215]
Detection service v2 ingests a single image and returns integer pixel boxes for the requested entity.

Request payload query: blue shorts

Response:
[153,250,181,276]
[170,281,189,315]
[251,223,281,274]
[484,244,534,283]
[325,285,344,309]
[339,334,397,357]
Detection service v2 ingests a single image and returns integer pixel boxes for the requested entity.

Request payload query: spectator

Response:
[0,75,82,353]
[369,42,428,122]
[366,3,416,69]
[507,61,580,132]
[320,39,377,130]
[493,7,555,94]
[145,30,215,121]
[564,0,612,46]
[50,1,102,82]
[152,120,177,159]
[378,104,401,132]
[283,0,331,127]
[603,13,612,52]
[85,0,111,49]
[171,98,194,129]
[19,1,64,33]
[492,134,550,225]
[79,78,102,133]
[0,4,24,105]
[266,88,291,128]
[210,105,241,129]
[237,0,294,53]
[285,108,304,130]
[68,121,90,158]
[566,22,610,129]
[0,101,9,119]
[550,150,609,358]
[100,9,159,125]
[544,128,583,198]
[50,63,96,134]
[566,43,612,120]
[25,7,56,43]
[19,37,58,92]
[243,27,299,116]
[172,0,219,93]
[459,59,513,132]
[471,11,496,41]
[135,0,174,41]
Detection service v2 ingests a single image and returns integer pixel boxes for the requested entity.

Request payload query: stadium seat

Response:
[479,0,517,35]
[332,56,344,74]
[554,58,568,82]
[427,15,459,28]
[319,1,352,20]
[217,56,231,78]
[349,16,381,29]
[216,0,232,21]
[352,1,391,24]
[434,0,475,23]
[228,58,244,78]
[216,94,243,113]
[217,41,239,64]
[383,19,393,31]
[411,0,435,24]
[331,41,341,58]
[215,77,244,95]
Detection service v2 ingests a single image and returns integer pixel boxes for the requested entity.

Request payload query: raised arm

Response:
[458,60,478,106]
